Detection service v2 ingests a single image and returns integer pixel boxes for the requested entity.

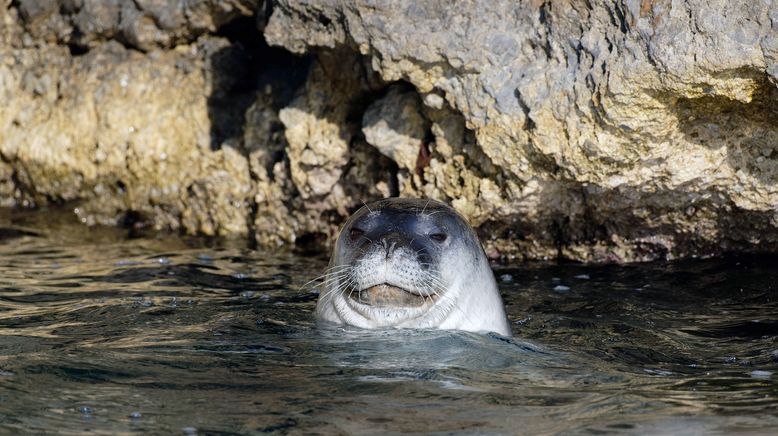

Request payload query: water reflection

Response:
[1,208,777,433]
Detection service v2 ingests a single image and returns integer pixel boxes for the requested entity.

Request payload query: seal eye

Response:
[429,233,447,242]
[349,228,365,241]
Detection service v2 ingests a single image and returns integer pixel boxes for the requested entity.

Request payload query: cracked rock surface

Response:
[265,0,778,261]
[2,0,778,262]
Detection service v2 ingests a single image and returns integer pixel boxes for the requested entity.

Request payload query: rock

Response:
[0,18,255,235]
[2,0,778,261]
[264,0,778,261]
[14,0,260,51]
[362,85,429,174]
[278,52,353,199]
[265,49,396,244]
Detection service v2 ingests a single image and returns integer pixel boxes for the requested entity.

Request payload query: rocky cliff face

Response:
[2,0,778,262]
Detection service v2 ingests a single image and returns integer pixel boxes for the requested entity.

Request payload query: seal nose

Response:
[381,238,398,259]
[380,233,402,259]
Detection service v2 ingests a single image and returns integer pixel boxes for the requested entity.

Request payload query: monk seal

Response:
[315,198,512,336]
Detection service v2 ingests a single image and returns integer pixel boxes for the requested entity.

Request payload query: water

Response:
[1,209,777,434]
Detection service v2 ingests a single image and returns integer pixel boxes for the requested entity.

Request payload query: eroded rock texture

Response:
[2,0,778,261]
[265,0,778,261]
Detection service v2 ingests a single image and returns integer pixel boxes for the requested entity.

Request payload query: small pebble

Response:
[551,277,561,283]
[232,273,247,280]
[182,427,197,435]
[155,257,171,265]
[197,254,213,262]
[259,293,271,301]
[79,406,93,415]
[129,411,142,419]
[750,370,772,379]
[553,285,570,293]
[499,274,514,283]
[574,274,590,280]
[240,291,254,299]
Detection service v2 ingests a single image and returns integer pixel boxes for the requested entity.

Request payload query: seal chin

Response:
[349,283,437,308]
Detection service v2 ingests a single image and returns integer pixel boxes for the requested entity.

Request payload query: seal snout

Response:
[379,232,405,260]
[374,232,433,270]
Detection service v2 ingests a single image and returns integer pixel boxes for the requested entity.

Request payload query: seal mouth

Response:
[350,283,434,308]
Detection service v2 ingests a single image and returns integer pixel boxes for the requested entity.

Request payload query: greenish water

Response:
[1,208,777,434]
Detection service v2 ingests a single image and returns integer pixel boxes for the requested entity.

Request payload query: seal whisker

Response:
[303,274,351,295]
[317,276,351,293]
[344,277,360,304]
[319,279,355,312]
[319,273,355,301]
[318,280,346,300]
[300,269,351,290]
[419,199,431,216]
[322,265,353,273]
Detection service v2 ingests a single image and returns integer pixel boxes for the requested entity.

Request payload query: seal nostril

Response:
[382,239,398,259]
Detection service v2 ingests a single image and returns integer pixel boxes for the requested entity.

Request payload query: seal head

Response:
[315,198,511,336]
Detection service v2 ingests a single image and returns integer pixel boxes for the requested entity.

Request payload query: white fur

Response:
[316,239,512,336]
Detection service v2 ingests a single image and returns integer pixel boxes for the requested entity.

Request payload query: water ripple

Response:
[1,210,777,433]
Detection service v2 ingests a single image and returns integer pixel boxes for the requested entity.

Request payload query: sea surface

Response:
[1,208,777,434]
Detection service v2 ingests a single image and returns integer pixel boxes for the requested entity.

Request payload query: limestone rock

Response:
[267,50,396,244]
[3,0,778,262]
[362,85,429,173]
[0,30,252,235]
[264,0,778,261]
[14,0,260,51]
